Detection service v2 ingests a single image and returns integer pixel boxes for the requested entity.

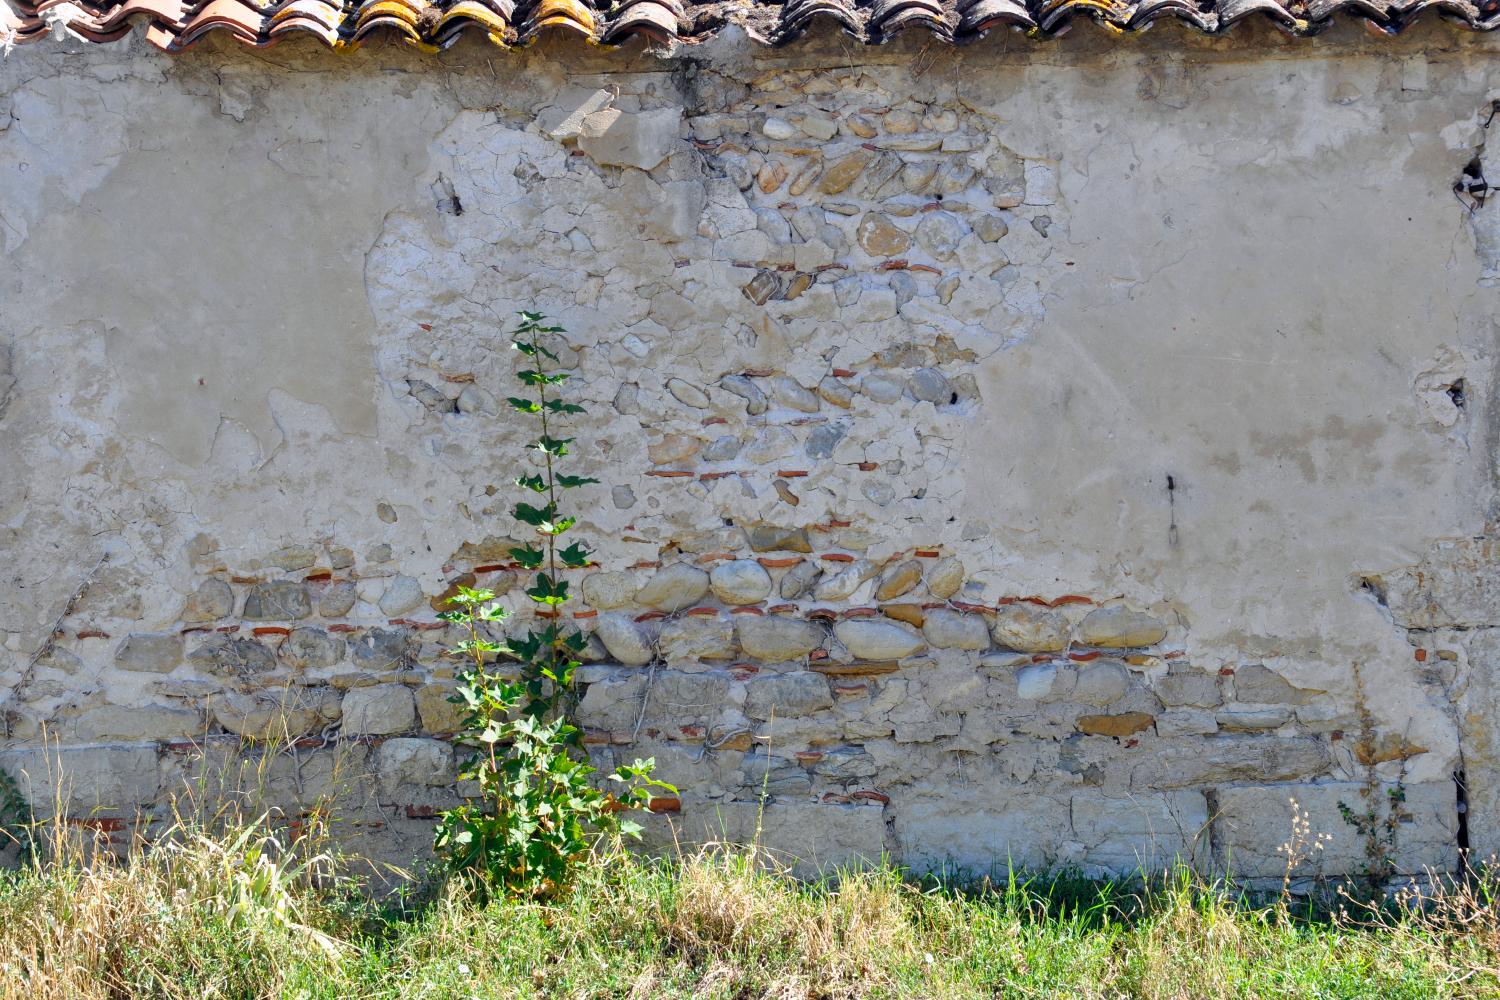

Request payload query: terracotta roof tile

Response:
[4,0,1498,50]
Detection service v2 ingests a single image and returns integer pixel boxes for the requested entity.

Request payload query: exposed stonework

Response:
[4,27,1500,883]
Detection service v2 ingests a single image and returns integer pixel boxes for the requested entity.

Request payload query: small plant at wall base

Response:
[433,311,672,901]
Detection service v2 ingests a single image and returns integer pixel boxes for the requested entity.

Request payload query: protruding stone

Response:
[378,576,424,617]
[281,627,345,669]
[416,683,465,733]
[351,628,409,671]
[1016,663,1057,700]
[881,603,925,627]
[318,581,357,617]
[835,619,924,660]
[737,616,824,661]
[593,612,654,665]
[577,107,681,172]
[1077,712,1154,738]
[375,738,454,793]
[188,635,276,678]
[990,604,1070,653]
[1155,664,1222,708]
[762,116,797,140]
[666,377,710,409]
[214,689,325,741]
[779,560,822,600]
[860,373,904,403]
[69,704,202,742]
[921,608,990,650]
[658,616,736,663]
[770,376,820,413]
[926,557,964,599]
[974,215,1009,243]
[704,435,741,462]
[342,684,416,736]
[648,433,700,465]
[814,559,876,601]
[817,377,854,409]
[1078,606,1168,648]
[1233,664,1320,705]
[243,581,312,621]
[182,579,233,623]
[816,151,873,194]
[456,385,499,416]
[908,367,952,404]
[721,375,768,415]
[745,671,833,720]
[748,525,812,553]
[856,212,911,257]
[582,571,637,610]
[635,563,710,611]
[114,633,184,674]
[1216,706,1293,732]
[875,560,923,601]
[1074,661,1131,706]
[914,211,969,260]
[709,560,773,605]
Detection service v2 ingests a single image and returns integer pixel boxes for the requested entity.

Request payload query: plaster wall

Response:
[3,24,1500,881]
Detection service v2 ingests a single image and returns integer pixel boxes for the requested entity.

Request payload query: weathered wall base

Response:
[4,24,1500,883]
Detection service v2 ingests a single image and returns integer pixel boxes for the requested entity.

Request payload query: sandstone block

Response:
[856,212,911,257]
[778,560,821,599]
[635,563,710,611]
[281,627,346,669]
[736,616,823,661]
[68,704,202,742]
[582,571,636,610]
[243,581,312,621]
[416,683,465,733]
[921,608,990,650]
[745,671,833,719]
[990,605,1070,653]
[375,738,454,795]
[593,612,654,665]
[814,559,876,602]
[875,560,922,601]
[1134,737,1331,790]
[187,635,276,678]
[658,615,736,664]
[1077,606,1167,648]
[1072,661,1130,706]
[181,579,233,622]
[1016,663,1057,700]
[115,633,184,673]
[0,746,160,818]
[213,689,326,742]
[318,581,357,617]
[350,628,410,671]
[577,107,680,171]
[926,557,965,599]
[816,151,873,194]
[835,619,924,660]
[341,684,416,736]
[1077,712,1154,737]
[378,576,424,617]
[709,560,773,605]
[1155,664,1221,708]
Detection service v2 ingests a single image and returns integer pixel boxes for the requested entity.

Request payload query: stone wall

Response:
[3,24,1500,883]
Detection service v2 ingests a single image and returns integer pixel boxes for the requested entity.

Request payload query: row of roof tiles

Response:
[4,0,1499,50]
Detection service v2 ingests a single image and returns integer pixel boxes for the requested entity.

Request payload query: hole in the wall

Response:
[1456,767,1472,875]
[1357,576,1390,609]
[1448,378,1467,410]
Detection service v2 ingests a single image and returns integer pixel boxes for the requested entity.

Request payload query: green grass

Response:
[2,820,1498,1000]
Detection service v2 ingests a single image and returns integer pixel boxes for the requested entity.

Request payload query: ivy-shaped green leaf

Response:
[530,435,572,457]
[513,502,557,526]
[558,542,591,568]
[555,475,600,490]
[509,545,545,570]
